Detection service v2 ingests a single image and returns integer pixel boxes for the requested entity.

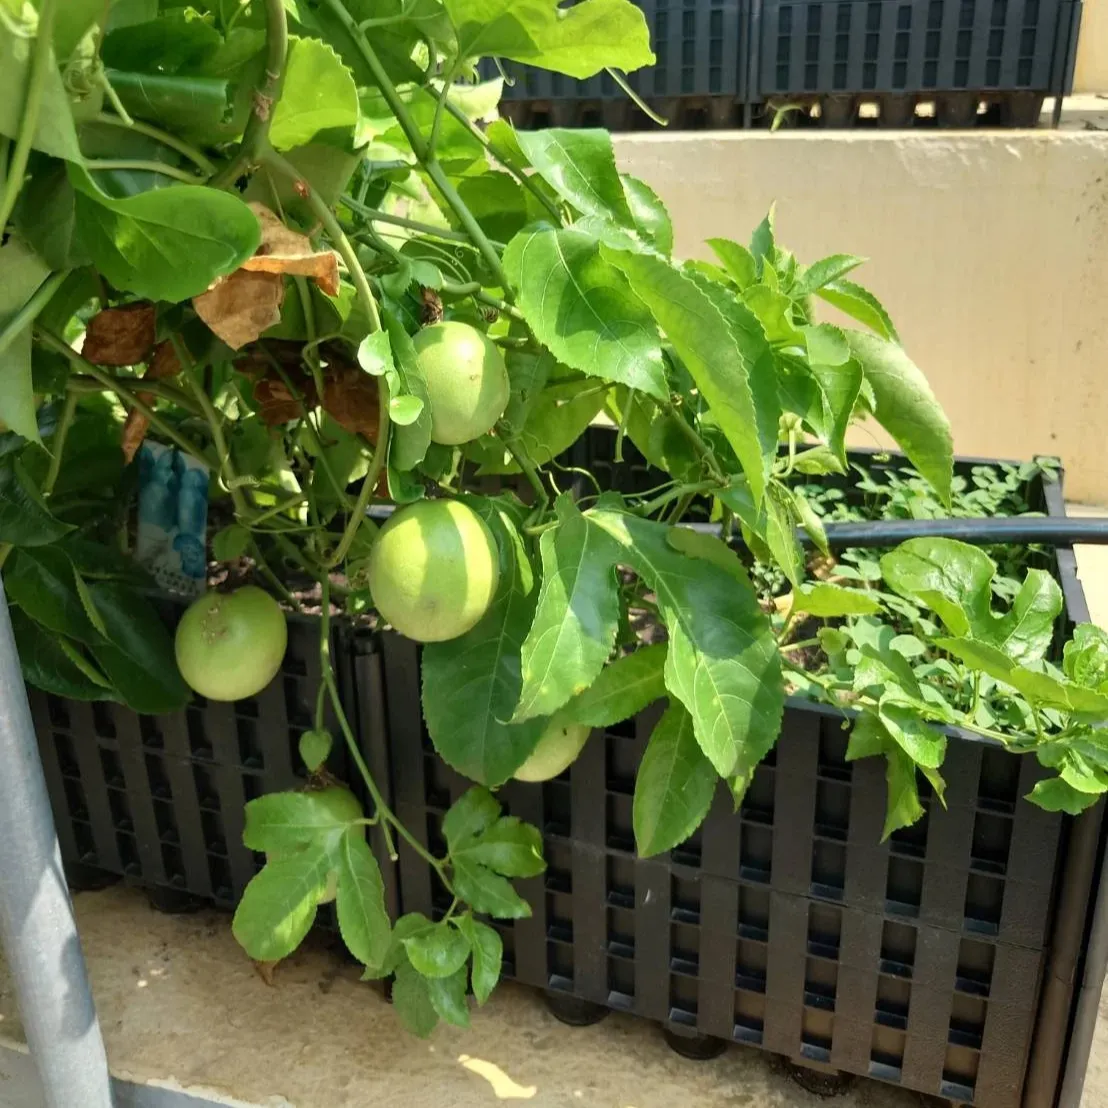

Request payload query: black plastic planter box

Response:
[28,446,1103,1107]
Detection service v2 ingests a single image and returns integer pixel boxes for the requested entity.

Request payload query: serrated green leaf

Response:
[445,0,654,78]
[878,697,946,770]
[105,70,233,134]
[451,855,531,919]
[881,539,995,637]
[231,845,330,962]
[10,610,112,702]
[707,238,756,289]
[1028,777,1102,815]
[517,129,632,224]
[212,523,251,562]
[558,643,667,729]
[336,833,391,969]
[442,787,502,851]
[605,249,775,506]
[70,165,260,303]
[792,583,881,618]
[270,36,359,150]
[633,703,717,857]
[816,278,899,342]
[428,966,471,1027]
[794,254,866,297]
[504,228,666,400]
[993,570,1063,665]
[14,160,89,271]
[299,728,333,772]
[422,501,547,785]
[392,959,439,1037]
[403,923,471,978]
[883,746,925,839]
[717,481,802,586]
[589,509,783,777]
[846,332,952,505]
[846,710,888,763]
[6,547,102,645]
[455,914,502,1005]
[622,175,672,255]
[242,788,363,853]
[454,817,545,878]
[1064,624,1108,691]
[514,497,622,722]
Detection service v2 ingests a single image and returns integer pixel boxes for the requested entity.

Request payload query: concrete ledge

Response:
[614,129,1108,503]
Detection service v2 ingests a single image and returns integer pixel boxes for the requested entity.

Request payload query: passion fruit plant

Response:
[4,0,1108,1035]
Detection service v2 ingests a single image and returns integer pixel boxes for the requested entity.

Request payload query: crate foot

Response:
[66,863,119,894]
[146,886,207,915]
[663,1027,728,1060]
[545,992,610,1027]
[783,1060,855,1097]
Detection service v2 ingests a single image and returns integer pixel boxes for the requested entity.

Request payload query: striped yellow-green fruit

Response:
[412,321,510,446]
[367,499,500,643]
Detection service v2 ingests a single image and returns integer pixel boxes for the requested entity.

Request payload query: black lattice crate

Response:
[374,455,1095,1107]
[753,0,1080,126]
[31,596,379,911]
[487,0,748,130]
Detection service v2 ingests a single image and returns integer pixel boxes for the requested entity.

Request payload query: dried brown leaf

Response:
[118,340,188,463]
[83,303,156,366]
[322,367,380,440]
[242,203,340,296]
[254,376,317,427]
[194,270,285,350]
[148,339,182,380]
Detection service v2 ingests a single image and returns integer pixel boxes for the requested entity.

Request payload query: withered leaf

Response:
[242,203,340,297]
[119,341,186,463]
[83,303,156,366]
[194,269,285,351]
[254,375,316,427]
[322,367,380,441]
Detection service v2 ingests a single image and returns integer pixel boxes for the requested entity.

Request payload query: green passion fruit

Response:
[513,721,592,782]
[412,321,510,446]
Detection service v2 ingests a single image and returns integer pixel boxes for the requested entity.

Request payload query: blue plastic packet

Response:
[135,442,209,596]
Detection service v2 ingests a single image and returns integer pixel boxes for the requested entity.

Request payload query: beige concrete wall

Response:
[1075,0,1108,92]
[614,131,1108,504]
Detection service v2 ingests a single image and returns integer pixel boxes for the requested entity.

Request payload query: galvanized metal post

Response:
[0,583,115,1107]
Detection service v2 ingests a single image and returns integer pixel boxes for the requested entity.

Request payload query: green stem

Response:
[249,537,300,609]
[36,330,207,462]
[667,492,695,524]
[637,480,718,518]
[666,401,725,482]
[425,161,511,292]
[43,389,78,497]
[0,270,69,361]
[84,160,207,185]
[605,68,669,126]
[319,577,451,883]
[341,196,482,246]
[67,376,202,414]
[0,0,57,230]
[779,637,820,655]
[211,0,288,187]
[474,290,524,321]
[93,113,217,174]
[95,70,135,126]
[428,64,460,157]
[503,436,549,510]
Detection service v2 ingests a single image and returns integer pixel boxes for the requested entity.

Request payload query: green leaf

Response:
[422,501,548,785]
[270,36,359,151]
[299,728,332,772]
[816,279,899,342]
[792,583,881,617]
[806,357,864,469]
[633,703,718,857]
[392,959,439,1037]
[427,967,471,1028]
[794,254,866,297]
[589,509,783,777]
[241,788,362,853]
[514,497,623,722]
[403,923,471,978]
[14,160,89,271]
[1064,624,1108,691]
[883,746,925,839]
[846,710,888,762]
[878,697,947,770]
[622,175,672,255]
[247,142,359,225]
[336,833,392,970]
[442,787,502,851]
[0,239,51,444]
[451,855,531,919]
[70,165,261,303]
[0,458,73,545]
[5,547,101,645]
[606,251,775,505]
[445,0,654,78]
[0,20,81,161]
[881,538,995,637]
[52,0,104,60]
[231,845,330,962]
[455,914,502,1005]
[993,570,1063,665]
[101,11,221,73]
[384,310,432,470]
[10,610,111,702]
[846,332,952,505]
[749,208,776,274]
[453,818,545,878]
[105,70,233,134]
[716,481,802,586]
[558,643,667,729]
[212,523,251,561]
[516,129,632,225]
[85,581,190,714]
[1028,777,1102,816]
[504,228,666,400]
[707,238,756,289]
